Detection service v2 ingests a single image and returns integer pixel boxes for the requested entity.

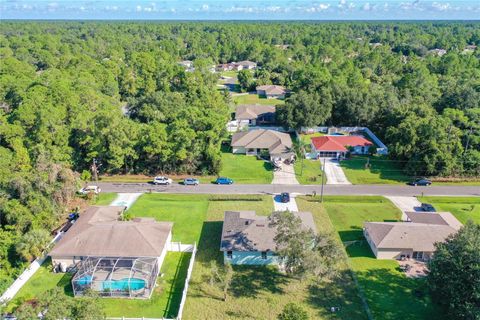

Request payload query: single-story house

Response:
[220,211,317,265]
[237,60,257,70]
[364,212,462,261]
[234,104,276,128]
[216,63,233,72]
[49,206,173,298]
[311,135,373,158]
[256,85,287,99]
[428,48,447,57]
[231,129,293,159]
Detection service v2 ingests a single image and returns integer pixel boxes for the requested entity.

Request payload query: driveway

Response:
[322,158,351,185]
[272,163,299,185]
[110,193,143,208]
[273,193,299,212]
[386,196,423,220]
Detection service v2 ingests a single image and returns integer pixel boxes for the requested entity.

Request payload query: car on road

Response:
[183,178,199,186]
[153,176,173,185]
[408,178,432,186]
[215,177,234,185]
[280,192,290,203]
[420,203,436,212]
[78,185,101,195]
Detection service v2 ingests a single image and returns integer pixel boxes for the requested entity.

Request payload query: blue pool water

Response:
[76,276,93,286]
[102,278,146,291]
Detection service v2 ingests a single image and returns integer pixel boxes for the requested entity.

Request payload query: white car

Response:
[153,176,173,185]
[78,185,101,195]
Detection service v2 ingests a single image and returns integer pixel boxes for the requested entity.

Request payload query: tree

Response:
[277,90,332,130]
[73,290,106,320]
[237,69,254,92]
[222,263,233,302]
[278,303,309,320]
[15,229,51,261]
[427,222,480,320]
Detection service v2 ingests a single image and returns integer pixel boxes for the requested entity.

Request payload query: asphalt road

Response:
[96,182,480,197]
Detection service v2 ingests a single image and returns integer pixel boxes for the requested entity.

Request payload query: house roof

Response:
[238,60,257,67]
[364,212,461,252]
[311,135,373,152]
[49,206,173,258]
[235,104,275,120]
[231,129,292,155]
[220,211,317,252]
[256,85,286,95]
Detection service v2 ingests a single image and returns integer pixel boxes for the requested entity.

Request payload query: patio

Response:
[398,259,428,278]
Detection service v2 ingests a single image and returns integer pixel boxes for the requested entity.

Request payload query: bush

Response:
[278,303,309,320]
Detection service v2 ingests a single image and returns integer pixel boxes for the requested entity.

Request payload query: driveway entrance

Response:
[322,158,351,185]
[272,163,299,185]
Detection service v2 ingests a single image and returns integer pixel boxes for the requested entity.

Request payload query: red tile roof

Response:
[311,135,373,152]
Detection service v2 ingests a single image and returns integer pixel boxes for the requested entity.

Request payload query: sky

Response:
[1,0,480,20]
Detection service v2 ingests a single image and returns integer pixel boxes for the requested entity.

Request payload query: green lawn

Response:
[293,159,325,184]
[219,146,273,184]
[340,156,410,185]
[183,196,368,320]
[299,132,325,146]
[417,196,480,224]
[233,93,284,106]
[321,196,443,320]
[220,70,239,77]
[93,192,117,205]
[6,254,190,318]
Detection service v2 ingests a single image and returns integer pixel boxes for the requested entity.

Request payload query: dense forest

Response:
[0,21,479,290]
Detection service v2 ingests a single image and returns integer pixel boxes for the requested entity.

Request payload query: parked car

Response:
[420,203,436,212]
[153,176,173,185]
[408,178,432,186]
[183,178,199,186]
[215,177,234,185]
[280,192,290,203]
[78,185,101,195]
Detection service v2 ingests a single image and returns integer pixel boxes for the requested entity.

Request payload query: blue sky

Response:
[1,0,480,20]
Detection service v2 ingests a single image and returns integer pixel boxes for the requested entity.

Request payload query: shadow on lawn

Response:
[230,266,288,298]
[164,253,192,318]
[338,228,364,242]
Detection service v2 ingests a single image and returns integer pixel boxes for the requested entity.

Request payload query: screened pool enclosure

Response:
[72,257,159,299]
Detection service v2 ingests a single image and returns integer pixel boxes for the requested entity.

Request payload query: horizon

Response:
[2,0,480,20]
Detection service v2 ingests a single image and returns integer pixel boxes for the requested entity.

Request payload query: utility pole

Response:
[320,157,326,203]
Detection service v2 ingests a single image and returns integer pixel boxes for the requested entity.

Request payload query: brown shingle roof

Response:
[256,85,286,95]
[235,104,275,120]
[220,211,317,252]
[49,206,173,258]
[231,129,292,155]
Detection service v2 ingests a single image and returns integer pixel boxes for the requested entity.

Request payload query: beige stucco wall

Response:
[157,231,172,272]
[232,147,246,154]
[51,256,82,268]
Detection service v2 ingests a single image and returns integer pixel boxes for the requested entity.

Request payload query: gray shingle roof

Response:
[220,211,317,252]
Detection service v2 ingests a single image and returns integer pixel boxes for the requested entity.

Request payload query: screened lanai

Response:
[72,257,159,299]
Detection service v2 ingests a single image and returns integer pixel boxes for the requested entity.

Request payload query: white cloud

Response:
[201,4,209,11]
[136,5,142,12]
[431,2,451,11]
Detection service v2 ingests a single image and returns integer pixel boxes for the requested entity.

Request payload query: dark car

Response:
[215,177,234,185]
[408,178,432,186]
[420,203,436,212]
[280,192,290,203]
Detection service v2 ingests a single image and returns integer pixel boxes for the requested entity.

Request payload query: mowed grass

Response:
[233,93,284,106]
[6,254,190,319]
[340,156,410,185]
[294,159,325,184]
[183,196,368,320]
[93,192,118,205]
[417,196,480,224]
[219,146,273,184]
[321,196,442,320]
[299,132,325,145]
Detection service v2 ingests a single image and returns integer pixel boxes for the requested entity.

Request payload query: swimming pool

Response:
[76,276,93,286]
[102,278,146,291]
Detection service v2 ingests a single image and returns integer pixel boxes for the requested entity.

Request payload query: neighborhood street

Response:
[95,182,479,197]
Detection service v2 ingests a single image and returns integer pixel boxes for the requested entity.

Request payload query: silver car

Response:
[183,178,199,186]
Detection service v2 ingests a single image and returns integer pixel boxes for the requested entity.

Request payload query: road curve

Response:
[95,182,480,197]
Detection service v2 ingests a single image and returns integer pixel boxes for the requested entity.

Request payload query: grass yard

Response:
[93,192,117,205]
[183,196,369,320]
[417,196,480,224]
[219,146,273,184]
[233,93,284,106]
[6,254,190,319]
[294,159,325,184]
[320,196,443,320]
[340,156,410,185]
[299,132,325,146]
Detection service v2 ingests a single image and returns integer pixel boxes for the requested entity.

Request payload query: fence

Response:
[176,242,197,320]
[168,242,195,252]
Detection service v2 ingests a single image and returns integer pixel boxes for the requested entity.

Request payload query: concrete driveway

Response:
[386,196,423,220]
[272,163,299,185]
[273,193,299,212]
[322,158,351,185]
[110,193,142,209]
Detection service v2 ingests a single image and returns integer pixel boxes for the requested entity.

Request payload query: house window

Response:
[227,251,233,259]
[261,251,267,259]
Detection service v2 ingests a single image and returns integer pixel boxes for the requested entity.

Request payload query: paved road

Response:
[96,182,479,197]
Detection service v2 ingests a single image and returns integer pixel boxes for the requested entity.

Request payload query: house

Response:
[216,63,233,72]
[364,212,462,261]
[463,45,477,54]
[256,85,287,99]
[310,135,373,158]
[178,60,193,68]
[49,206,173,298]
[237,60,257,70]
[220,211,317,265]
[231,129,293,159]
[234,104,276,128]
[428,48,447,57]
